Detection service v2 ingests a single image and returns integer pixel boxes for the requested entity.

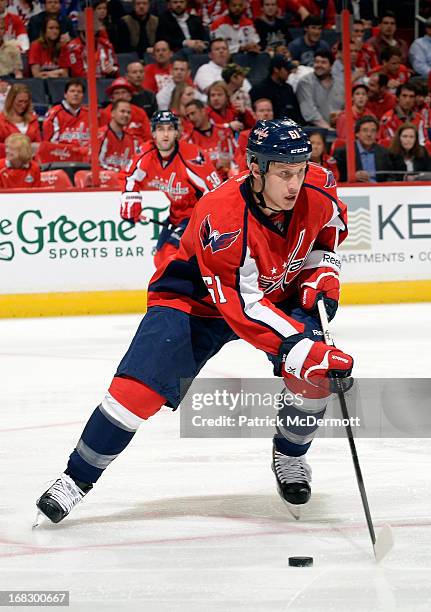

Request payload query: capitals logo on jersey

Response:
[200,215,241,254]
[259,230,314,293]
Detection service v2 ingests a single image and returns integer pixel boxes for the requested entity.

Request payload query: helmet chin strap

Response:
[251,170,281,214]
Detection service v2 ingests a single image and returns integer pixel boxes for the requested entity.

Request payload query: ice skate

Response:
[272,447,312,519]
[33,473,92,527]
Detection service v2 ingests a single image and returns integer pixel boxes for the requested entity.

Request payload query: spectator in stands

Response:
[413,81,431,136]
[117,0,158,57]
[352,19,378,73]
[99,77,152,142]
[157,57,190,109]
[0,0,29,52]
[8,0,42,28]
[296,49,344,129]
[156,0,208,54]
[336,83,374,139]
[98,99,138,171]
[288,15,329,67]
[368,47,410,94]
[332,39,366,85]
[168,82,195,131]
[183,98,237,177]
[193,38,231,98]
[336,1,375,26]
[92,0,122,48]
[210,0,261,54]
[250,55,302,122]
[388,122,431,179]
[307,129,339,181]
[0,17,23,78]
[59,12,119,78]
[408,18,431,79]
[298,0,337,29]
[222,63,252,110]
[207,80,255,131]
[0,84,40,144]
[379,82,426,146]
[27,0,74,43]
[126,61,158,118]
[365,11,408,64]
[233,97,273,171]
[254,0,291,53]
[366,73,396,119]
[0,133,41,189]
[334,115,395,183]
[29,17,68,78]
[42,78,89,145]
[143,40,173,93]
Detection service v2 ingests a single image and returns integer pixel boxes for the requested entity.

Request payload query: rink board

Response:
[0,186,430,317]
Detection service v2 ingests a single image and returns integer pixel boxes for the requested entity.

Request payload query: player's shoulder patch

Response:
[199,214,241,254]
[307,162,337,189]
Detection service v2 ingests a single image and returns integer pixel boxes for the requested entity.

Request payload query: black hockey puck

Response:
[288,556,313,567]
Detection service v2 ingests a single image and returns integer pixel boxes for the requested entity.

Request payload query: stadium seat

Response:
[189,53,209,78]
[40,161,91,182]
[36,142,88,164]
[117,52,139,75]
[74,169,120,188]
[231,52,271,86]
[46,79,89,105]
[40,170,74,189]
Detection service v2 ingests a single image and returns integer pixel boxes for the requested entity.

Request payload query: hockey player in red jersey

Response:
[120,110,221,268]
[35,119,353,526]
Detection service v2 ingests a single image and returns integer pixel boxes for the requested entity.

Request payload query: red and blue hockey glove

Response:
[282,337,353,393]
[120,191,142,223]
[297,250,341,321]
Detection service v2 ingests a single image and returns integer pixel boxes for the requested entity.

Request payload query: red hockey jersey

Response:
[121,141,221,226]
[378,108,427,145]
[148,163,347,356]
[0,159,41,189]
[42,102,90,146]
[99,103,152,142]
[98,125,139,172]
[184,123,237,178]
[59,36,119,78]
[0,113,41,144]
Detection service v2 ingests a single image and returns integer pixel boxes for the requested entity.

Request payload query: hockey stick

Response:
[317,300,394,562]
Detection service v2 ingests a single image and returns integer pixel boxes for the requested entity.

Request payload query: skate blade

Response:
[374,523,394,562]
[282,499,301,520]
[32,510,46,529]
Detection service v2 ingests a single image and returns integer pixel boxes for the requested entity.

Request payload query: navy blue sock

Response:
[67,405,136,484]
[273,435,312,457]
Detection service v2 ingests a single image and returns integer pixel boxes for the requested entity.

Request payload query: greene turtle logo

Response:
[0,241,14,261]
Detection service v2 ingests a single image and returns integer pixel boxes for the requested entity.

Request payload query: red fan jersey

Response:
[143,64,173,94]
[29,40,61,71]
[378,108,426,145]
[4,12,28,51]
[99,103,152,142]
[0,159,41,189]
[42,102,90,146]
[207,104,255,131]
[122,140,221,226]
[59,36,119,78]
[98,126,140,172]
[148,163,347,356]
[233,127,250,171]
[0,113,41,143]
[184,123,237,178]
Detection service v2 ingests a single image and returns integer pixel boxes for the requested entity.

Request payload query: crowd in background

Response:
[1,0,431,188]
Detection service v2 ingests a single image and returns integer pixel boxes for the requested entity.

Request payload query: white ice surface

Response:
[1,304,431,611]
